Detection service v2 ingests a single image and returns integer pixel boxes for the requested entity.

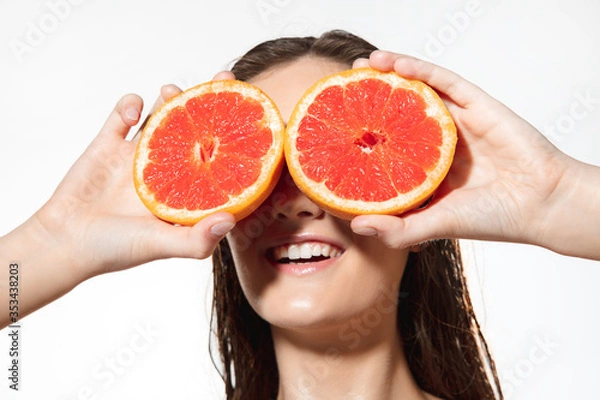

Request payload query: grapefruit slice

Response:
[134,80,285,225]
[284,68,457,219]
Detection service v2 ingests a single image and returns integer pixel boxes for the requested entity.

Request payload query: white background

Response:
[1,0,599,399]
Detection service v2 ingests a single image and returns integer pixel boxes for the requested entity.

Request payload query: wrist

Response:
[531,157,600,259]
[20,207,91,287]
[31,203,96,285]
[0,213,85,326]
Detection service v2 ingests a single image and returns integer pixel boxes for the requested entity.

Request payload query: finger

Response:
[365,51,465,122]
[368,50,487,109]
[132,84,183,141]
[144,212,236,260]
[352,58,370,69]
[99,94,143,140]
[351,209,455,249]
[391,54,486,109]
[161,84,183,102]
[368,50,400,71]
[212,71,236,81]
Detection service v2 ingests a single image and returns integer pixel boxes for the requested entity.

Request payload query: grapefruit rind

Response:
[285,68,457,219]
[134,80,285,225]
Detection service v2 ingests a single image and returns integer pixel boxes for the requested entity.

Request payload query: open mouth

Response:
[267,242,344,264]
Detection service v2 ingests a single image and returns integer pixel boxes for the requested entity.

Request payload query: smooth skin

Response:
[0,53,598,399]
[226,57,429,399]
[0,80,236,326]
[352,51,600,259]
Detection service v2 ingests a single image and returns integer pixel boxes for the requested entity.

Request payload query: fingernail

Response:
[370,50,386,59]
[125,107,140,121]
[352,226,378,236]
[210,221,235,237]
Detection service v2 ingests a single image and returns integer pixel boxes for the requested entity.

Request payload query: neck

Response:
[272,313,429,400]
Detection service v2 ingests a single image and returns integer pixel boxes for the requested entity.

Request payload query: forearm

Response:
[535,159,600,260]
[0,215,84,329]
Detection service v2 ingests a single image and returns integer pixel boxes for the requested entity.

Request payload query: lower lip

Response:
[269,256,341,276]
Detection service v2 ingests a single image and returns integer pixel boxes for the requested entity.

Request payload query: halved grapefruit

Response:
[284,68,457,219]
[133,80,285,225]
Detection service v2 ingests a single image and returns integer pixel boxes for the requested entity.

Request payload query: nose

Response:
[268,168,324,221]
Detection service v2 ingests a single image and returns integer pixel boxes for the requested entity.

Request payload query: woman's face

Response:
[226,56,411,331]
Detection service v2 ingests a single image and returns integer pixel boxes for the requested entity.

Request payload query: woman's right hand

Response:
[33,84,236,279]
[1,79,237,328]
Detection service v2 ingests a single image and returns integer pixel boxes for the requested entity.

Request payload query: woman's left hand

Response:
[350,51,600,260]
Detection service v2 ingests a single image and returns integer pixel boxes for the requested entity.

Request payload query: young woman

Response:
[212,31,501,400]
[1,30,599,399]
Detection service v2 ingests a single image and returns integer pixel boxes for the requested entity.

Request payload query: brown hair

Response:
[211,30,503,400]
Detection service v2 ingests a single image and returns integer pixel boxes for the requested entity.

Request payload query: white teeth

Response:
[300,243,313,259]
[272,242,343,262]
[288,244,300,260]
[311,245,321,257]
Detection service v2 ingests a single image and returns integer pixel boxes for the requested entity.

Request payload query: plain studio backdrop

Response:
[1,0,599,399]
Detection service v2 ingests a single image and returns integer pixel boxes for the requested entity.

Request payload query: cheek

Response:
[225,229,272,308]
[226,226,250,254]
[338,243,409,306]
[226,231,255,282]
[226,220,261,252]
[353,236,410,277]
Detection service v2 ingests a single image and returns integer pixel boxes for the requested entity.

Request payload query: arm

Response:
[536,160,600,259]
[350,51,600,260]
[0,85,235,329]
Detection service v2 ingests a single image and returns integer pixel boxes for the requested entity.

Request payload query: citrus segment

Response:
[134,80,284,225]
[285,68,457,219]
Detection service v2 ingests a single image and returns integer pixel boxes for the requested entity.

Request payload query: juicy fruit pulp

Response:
[134,80,284,225]
[285,68,457,219]
[145,93,271,209]
[298,81,441,200]
[134,69,456,225]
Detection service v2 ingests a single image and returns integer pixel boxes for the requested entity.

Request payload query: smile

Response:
[267,241,344,264]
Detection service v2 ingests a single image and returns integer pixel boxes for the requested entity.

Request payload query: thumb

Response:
[351,209,455,249]
[139,212,236,262]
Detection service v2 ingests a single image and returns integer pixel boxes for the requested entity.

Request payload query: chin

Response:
[236,250,404,334]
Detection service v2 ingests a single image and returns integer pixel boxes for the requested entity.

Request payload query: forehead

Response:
[248,56,349,122]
